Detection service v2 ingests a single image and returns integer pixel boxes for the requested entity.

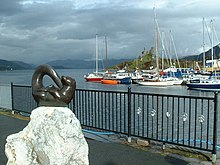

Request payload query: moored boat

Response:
[101,77,131,85]
[185,19,220,91]
[131,70,143,83]
[119,77,132,84]
[102,70,132,85]
[101,79,119,85]
[84,72,105,82]
[84,34,104,82]
[186,78,220,91]
[161,76,183,85]
[136,79,173,86]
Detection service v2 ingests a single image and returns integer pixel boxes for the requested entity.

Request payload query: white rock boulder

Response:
[5,107,89,165]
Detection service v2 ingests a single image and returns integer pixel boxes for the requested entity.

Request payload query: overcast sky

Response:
[0,0,219,64]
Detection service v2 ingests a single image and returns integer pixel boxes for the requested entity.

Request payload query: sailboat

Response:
[101,35,132,85]
[186,19,220,91]
[84,34,105,82]
[160,31,183,85]
[136,8,173,87]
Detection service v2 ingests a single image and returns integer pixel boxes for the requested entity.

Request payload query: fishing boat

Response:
[101,72,132,85]
[84,34,104,82]
[101,69,132,85]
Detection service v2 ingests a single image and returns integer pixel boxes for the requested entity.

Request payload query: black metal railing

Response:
[10,84,218,158]
[11,83,37,113]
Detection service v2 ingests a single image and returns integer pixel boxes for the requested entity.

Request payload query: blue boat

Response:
[186,79,220,91]
[119,77,132,84]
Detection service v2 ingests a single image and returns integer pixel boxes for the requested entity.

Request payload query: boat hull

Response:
[84,77,103,82]
[101,79,119,85]
[169,80,183,85]
[101,77,131,85]
[136,81,173,86]
[186,82,220,91]
[119,77,132,84]
[84,72,104,82]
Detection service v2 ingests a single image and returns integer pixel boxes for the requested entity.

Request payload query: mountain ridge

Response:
[1,44,219,71]
[0,59,34,70]
[46,59,130,69]
[181,44,220,61]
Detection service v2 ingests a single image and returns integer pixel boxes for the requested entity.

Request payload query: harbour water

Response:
[0,68,215,97]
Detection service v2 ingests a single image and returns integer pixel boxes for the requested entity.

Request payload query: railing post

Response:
[212,92,218,163]
[10,82,15,114]
[127,86,131,142]
[72,98,76,114]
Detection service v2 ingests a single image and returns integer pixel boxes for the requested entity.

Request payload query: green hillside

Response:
[109,47,198,71]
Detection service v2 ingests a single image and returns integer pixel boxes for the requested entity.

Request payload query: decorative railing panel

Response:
[10,84,218,156]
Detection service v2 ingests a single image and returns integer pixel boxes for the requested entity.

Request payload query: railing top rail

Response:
[76,88,127,94]
[12,84,32,88]
[11,84,216,100]
[130,91,215,100]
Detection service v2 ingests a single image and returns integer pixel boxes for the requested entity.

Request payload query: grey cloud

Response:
[0,0,219,64]
[0,0,22,16]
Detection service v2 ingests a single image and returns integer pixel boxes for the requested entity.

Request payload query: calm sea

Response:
[0,68,215,97]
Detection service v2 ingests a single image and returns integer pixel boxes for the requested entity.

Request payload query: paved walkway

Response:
[0,113,215,165]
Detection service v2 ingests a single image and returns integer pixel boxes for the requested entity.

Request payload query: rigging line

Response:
[155,19,172,66]
[213,24,220,46]
[204,20,212,45]
[170,30,181,69]
[153,7,171,66]
[161,31,171,65]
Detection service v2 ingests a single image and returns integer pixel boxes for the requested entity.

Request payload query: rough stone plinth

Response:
[5,107,89,165]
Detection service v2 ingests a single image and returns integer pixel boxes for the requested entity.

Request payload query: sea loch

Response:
[0,68,215,97]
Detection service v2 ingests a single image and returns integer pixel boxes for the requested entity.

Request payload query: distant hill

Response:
[47,59,130,69]
[181,44,220,61]
[2,44,219,71]
[0,59,34,70]
[47,44,220,70]
[107,44,220,70]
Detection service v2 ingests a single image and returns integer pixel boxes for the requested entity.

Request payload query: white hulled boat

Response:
[186,19,220,91]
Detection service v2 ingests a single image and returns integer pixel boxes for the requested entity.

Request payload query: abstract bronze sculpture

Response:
[32,64,76,106]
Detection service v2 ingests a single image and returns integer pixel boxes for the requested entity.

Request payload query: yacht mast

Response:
[105,35,108,71]
[203,18,206,72]
[95,34,98,73]
[154,8,159,77]
[161,31,165,71]
[211,20,214,73]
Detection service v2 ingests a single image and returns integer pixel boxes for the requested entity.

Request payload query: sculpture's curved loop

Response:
[32,64,76,106]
